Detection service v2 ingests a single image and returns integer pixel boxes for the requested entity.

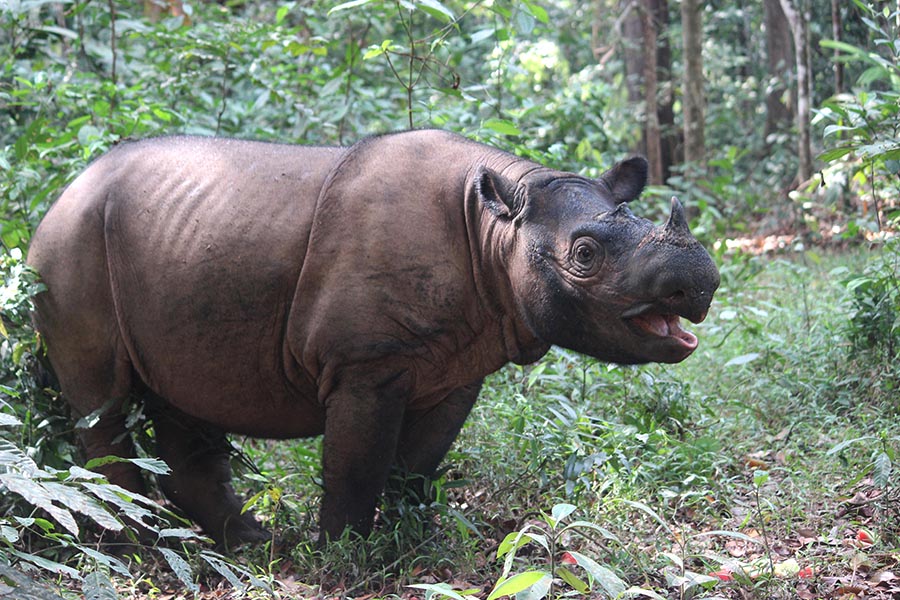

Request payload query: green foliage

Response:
[3,0,900,596]
[0,212,270,600]
[817,2,900,231]
[410,503,645,600]
[843,237,900,356]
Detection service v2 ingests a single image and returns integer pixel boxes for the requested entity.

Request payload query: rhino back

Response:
[31,137,343,436]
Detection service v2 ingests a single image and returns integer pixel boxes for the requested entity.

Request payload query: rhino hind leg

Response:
[37,322,146,496]
[145,394,269,550]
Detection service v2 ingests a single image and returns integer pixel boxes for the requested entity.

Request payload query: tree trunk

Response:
[778,0,813,184]
[650,0,676,181]
[640,0,663,185]
[621,1,647,157]
[764,0,793,137]
[831,0,844,94]
[680,0,705,175]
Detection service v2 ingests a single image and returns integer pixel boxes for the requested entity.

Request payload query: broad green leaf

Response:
[826,435,874,455]
[328,0,377,15]
[549,503,576,526]
[624,586,668,599]
[79,546,131,577]
[724,353,760,367]
[9,548,81,579]
[823,124,863,138]
[1,524,19,543]
[0,473,79,536]
[83,569,118,600]
[42,481,123,531]
[201,552,245,591]
[0,412,20,427]
[660,551,683,569]
[522,532,549,553]
[407,583,475,600]
[622,499,672,534]
[557,567,589,593]
[241,489,266,514]
[417,0,455,22]
[35,25,79,39]
[486,571,550,600]
[497,526,538,558]
[158,527,205,540]
[81,482,159,529]
[753,469,769,486]
[522,0,549,24]
[158,548,199,593]
[85,456,170,475]
[66,466,104,481]
[516,573,552,600]
[817,146,855,162]
[483,118,521,136]
[873,451,892,488]
[565,551,627,598]
[560,520,621,543]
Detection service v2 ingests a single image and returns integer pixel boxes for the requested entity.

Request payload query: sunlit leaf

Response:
[328,0,378,15]
[724,353,760,367]
[549,503,576,526]
[564,551,627,598]
[407,583,474,600]
[483,118,521,136]
[485,571,550,600]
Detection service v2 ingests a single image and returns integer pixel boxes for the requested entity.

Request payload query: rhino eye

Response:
[576,244,593,263]
[571,237,601,274]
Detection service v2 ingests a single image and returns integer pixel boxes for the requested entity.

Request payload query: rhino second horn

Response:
[664,197,690,235]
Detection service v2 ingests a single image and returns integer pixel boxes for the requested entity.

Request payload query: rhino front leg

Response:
[396,380,482,476]
[146,394,268,550]
[318,370,409,542]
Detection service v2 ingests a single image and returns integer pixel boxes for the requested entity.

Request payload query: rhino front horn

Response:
[664,197,690,235]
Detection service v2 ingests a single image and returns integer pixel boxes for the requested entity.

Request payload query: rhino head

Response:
[478,156,720,365]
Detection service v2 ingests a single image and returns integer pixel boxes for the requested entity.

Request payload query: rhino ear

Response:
[475,166,519,219]
[598,156,648,204]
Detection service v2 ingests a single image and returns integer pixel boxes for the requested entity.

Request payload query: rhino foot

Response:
[147,394,270,550]
[218,513,271,551]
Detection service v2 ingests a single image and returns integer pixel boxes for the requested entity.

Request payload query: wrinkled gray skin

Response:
[27,130,719,548]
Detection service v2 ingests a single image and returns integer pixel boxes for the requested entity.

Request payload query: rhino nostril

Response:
[667,290,686,302]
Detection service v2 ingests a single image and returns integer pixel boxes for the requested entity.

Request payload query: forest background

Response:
[1,0,899,599]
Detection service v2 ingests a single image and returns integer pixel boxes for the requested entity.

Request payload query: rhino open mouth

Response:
[627,313,698,349]
[622,303,699,350]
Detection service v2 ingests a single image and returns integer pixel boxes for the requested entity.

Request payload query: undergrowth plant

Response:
[0,248,274,598]
[843,237,900,359]
[411,503,656,600]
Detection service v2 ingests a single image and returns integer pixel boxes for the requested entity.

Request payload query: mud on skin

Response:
[27,129,719,548]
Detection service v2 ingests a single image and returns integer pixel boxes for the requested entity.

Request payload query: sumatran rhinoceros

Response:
[27,129,719,548]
